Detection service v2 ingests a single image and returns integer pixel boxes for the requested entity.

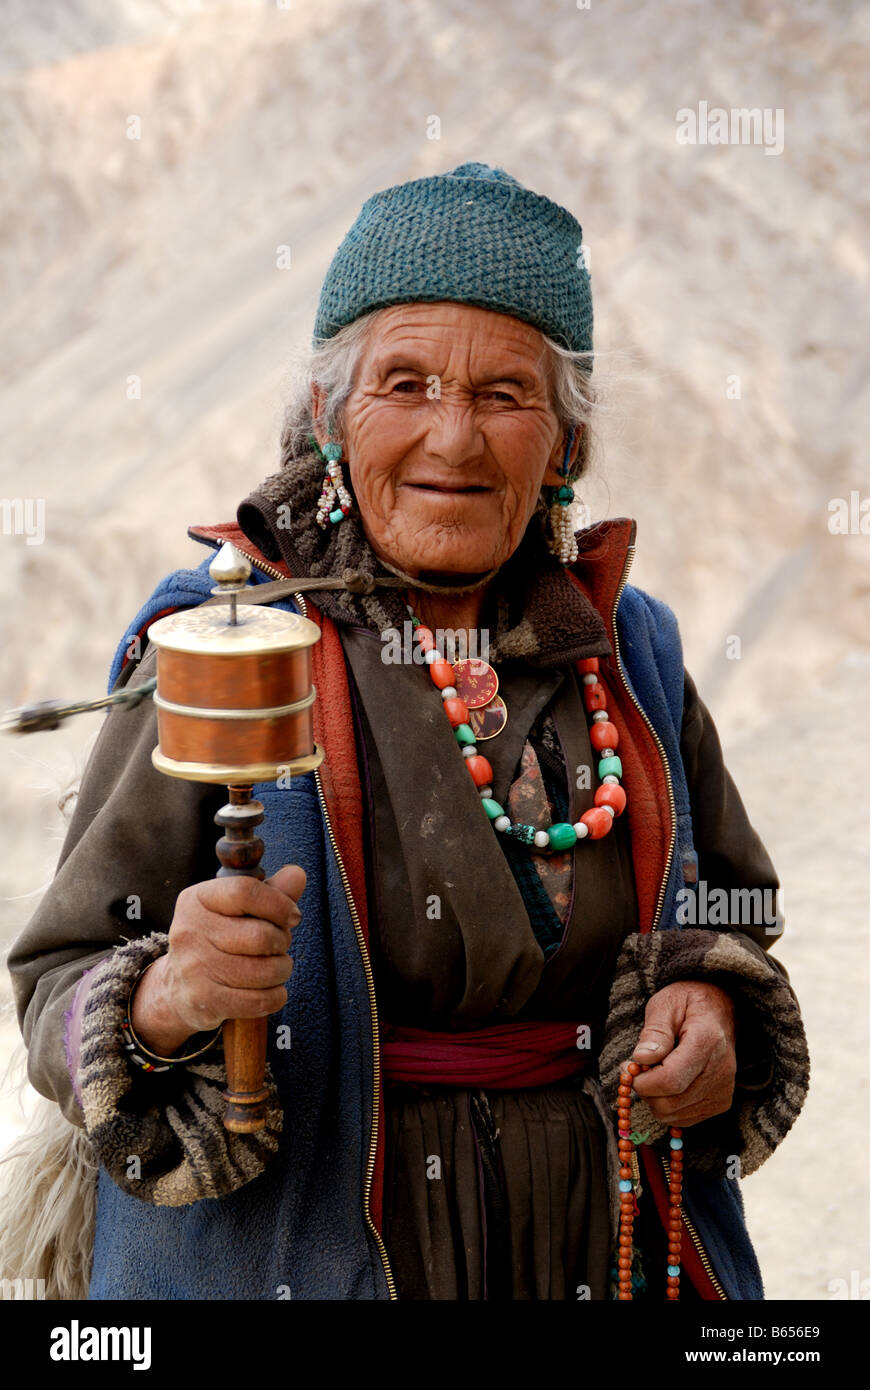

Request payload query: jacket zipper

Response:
[210,539,397,1299]
[227,535,722,1302]
[610,543,727,1301]
[662,1155,727,1300]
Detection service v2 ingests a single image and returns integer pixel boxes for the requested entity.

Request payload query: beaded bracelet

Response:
[122,960,223,1073]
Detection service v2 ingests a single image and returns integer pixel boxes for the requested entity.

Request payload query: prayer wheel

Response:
[147,542,323,1132]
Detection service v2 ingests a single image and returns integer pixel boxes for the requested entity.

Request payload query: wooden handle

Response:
[215,784,271,1133]
[221,1017,270,1133]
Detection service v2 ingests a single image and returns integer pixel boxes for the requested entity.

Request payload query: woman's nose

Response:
[420,396,486,464]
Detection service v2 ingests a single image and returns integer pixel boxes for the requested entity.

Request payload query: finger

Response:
[194,910,295,958]
[199,938,294,993]
[631,1030,715,1097]
[197,982,291,1023]
[632,1022,677,1064]
[266,864,307,902]
[637,1042,736,1111]
[632,989,686,1064]
[643,1075,735,1126]
[197,874,301,930]
[645,1096,728,1126]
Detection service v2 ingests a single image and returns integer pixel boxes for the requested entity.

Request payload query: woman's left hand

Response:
[627,981,737,1126]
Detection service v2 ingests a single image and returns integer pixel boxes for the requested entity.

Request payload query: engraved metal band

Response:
[153,687,316,721]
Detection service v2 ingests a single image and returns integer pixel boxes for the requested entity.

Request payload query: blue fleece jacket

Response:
[90,550,763,1301]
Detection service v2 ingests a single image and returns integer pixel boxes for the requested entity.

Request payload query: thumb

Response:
[632,991,679,1063]
[266,863,307,902]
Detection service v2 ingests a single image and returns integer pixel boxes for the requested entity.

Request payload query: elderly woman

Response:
[9,162,808,1302]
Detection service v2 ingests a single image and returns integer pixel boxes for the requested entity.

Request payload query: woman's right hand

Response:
[130,864,306,1057]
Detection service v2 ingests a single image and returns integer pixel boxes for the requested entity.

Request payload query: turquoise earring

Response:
[545,428,581,564]
[313,437,353,528]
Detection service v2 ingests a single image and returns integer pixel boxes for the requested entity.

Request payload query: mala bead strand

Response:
[617,1061,683,1300]
[408,616,627,853]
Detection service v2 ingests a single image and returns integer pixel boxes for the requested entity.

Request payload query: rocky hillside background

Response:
[0,0,867,1300]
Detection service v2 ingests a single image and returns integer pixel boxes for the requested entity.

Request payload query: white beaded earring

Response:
[314,438,353,528]
[545,428,583,564]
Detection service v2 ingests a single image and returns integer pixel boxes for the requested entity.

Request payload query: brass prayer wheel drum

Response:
[148,592,324,783]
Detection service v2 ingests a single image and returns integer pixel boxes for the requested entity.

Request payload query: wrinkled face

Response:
[312,302,579,579]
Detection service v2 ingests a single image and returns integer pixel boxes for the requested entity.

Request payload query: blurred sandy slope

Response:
[0,0,867,1299]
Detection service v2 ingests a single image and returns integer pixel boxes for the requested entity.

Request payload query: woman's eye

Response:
[489,391,518,404]
[391,379,423,393]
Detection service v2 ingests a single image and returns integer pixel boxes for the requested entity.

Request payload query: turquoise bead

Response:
[547,821,578,851]
[329,508,344,523]
[619,1179,633,1193]
[480,798,504,820]
[598,754,623,779]
[670,1137,683,1150]
[322,442,342,461]
[455,723,476,746]
[667,1265,681,1277]
[556,484,574,504]
[505,823,537,845]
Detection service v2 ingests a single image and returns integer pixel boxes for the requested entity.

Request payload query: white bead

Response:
[573,821,589,838]
[462,745,477,758]
[440,686,457,700]
[478,786,493,799]
[582,673,598,685]
[592,710,609,723]
[534,830,550,848]
[601,748,614,758]
[601,803,616,817]
[424,649,443,665]
[603,774,619,785]
[494,816,511,832]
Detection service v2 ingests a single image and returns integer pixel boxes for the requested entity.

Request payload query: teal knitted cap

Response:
[312,162,592,359]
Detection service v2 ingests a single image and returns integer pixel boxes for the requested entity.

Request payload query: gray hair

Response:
[278,306,596,477]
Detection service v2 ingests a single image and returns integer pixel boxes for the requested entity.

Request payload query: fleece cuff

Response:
[598,928,809,1178]
[76,931,282,1207]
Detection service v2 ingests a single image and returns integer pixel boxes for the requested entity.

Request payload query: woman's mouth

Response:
[405,482,490,495]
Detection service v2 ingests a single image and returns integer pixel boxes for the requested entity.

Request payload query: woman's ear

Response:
[542,425,583,488]
[310,383,327,449]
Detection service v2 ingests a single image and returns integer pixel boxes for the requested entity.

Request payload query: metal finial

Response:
[209,542,252,587]
[209,542,252,625]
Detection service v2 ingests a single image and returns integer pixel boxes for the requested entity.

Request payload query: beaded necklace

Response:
[406,600,684,1297]
[406,606,626,852]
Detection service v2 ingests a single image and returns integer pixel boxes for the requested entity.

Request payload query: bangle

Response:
[122,959,223,1071]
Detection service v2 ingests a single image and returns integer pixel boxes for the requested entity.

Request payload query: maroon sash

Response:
[380,1020,591,1089]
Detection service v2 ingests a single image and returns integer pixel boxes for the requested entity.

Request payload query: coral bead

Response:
[430,660,456,690]
[583,681,607,712]
[442,697,469,728]
[594,783,627,817]
[579,807,613,840]
[590,720,618,752]
[577,657,599,674]
[415,625,435,652]
[466,754,493,788]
